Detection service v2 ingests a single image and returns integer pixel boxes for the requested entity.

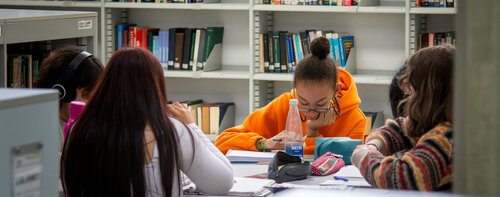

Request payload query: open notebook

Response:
[225,150,276,163]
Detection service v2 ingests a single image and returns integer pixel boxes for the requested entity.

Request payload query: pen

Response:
[334,176,348,182]
[272,139,283,142]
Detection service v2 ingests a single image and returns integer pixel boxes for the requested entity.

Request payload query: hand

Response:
[260,131,285,150]
[167,102,195,125]
[306,107,336,137]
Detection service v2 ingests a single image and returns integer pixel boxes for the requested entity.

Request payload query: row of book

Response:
[112,0,220,2]
[414,0,456,7]
[180,100,235,135]
[417,31,455,50]
[260,0,364,6]
[258,30,354,73]
[7,55,40,88]
[116,24,224,71]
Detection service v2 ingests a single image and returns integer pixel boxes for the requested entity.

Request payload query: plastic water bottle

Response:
[63,101,86,139]
[284,99,303,158]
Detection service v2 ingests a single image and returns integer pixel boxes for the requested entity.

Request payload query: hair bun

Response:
[310,36,330,59]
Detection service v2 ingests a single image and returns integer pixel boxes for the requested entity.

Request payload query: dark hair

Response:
[61,48,181,196]
[399,45,454,139]
[294,36,338,88]
[389,64,407,118]
[34,46,104,103]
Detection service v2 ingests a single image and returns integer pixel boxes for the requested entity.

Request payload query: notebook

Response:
[225,150,276,163]
[229,177,275,196]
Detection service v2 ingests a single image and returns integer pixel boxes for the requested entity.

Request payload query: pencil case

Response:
[267,151,310,183]
[310,152,345,176]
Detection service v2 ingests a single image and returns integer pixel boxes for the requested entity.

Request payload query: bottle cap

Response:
[289,99,298,106]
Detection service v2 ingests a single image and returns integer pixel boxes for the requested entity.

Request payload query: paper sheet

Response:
[333,165,364,178]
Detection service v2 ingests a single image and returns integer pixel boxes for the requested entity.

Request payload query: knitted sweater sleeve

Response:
[364,118,414,156]
[352,123,453,191]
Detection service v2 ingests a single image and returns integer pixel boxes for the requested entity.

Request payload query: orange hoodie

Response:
[215,69,366,155]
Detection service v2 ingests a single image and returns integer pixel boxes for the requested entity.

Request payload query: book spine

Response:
[279,32,288,73]
[182,29,192,70]
[272,32,281,72]
[263,33,270,73]
[189,30,197,70]
[168,28,176,70]
[267,32,273,73]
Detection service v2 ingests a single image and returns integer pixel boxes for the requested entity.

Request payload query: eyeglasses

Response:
[292,88,341,122]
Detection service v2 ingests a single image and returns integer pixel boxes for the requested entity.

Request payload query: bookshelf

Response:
[0,0,456,126]
[0,8,98,88]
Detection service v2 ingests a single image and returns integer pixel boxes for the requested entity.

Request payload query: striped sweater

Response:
[351,118,453,191]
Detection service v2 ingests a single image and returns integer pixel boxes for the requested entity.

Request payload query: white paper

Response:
[229,177,275,194]
[333,165,363,179]
[225,150,276,163]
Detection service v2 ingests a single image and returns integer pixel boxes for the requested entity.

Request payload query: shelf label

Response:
[78,20,93,30]
[12,142,43,197]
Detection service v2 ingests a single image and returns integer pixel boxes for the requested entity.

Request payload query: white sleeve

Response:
[170,118,234,195]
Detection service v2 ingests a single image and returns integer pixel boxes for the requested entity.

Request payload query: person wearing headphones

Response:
[34,46,104,146]
[216,37,366,155]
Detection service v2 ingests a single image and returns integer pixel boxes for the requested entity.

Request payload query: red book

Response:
[140,29,149,50]
[343,0,352,6]
[129,27,136,47]
[135,28,142,48]
[123,30,128,48]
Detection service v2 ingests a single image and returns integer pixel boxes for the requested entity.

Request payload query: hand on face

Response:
[167,102,195,125]
[306,107,337,136]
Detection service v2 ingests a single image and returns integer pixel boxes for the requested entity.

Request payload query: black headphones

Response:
[52,51,93,102]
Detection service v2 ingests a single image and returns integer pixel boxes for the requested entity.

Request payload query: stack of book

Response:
[418,31,455,50]
[414,0,456,7]
[260,0,362,6]
[179,99,235,135]
[116,24,224,71]
[258,30,354,73]
[6,42,50,88]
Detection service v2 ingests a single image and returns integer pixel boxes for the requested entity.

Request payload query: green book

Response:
[272,32,281,73]
[204,27,224,66]
[189,29,197,70]
[148,31,154,52]
[33,60,39,81]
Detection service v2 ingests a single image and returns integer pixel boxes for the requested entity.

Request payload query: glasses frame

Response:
[292,88,341,122]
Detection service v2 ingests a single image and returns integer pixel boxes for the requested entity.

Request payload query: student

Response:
[216,37,366,155]
[351,45,454,191]
[60,48,233,196]
[389,64,408,118]
[34,46,104,145]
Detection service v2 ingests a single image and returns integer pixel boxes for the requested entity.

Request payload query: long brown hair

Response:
[399,45,454,139]
[61,47,181,196]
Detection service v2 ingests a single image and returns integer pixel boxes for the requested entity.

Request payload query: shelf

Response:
[253,73,392,85]
[254,5,405,14]
[357,6,406,14]
[105,2,249,10]
[410,7,457,14]
[163,65,249,80]
[254,4,357,13]
[0,0,101,8]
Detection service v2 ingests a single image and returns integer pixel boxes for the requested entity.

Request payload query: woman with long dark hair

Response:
[61,47,233,196]
[351,45,454,191]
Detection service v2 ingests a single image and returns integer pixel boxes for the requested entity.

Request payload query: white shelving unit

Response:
[0,8,98,87]
[0,0,456,124]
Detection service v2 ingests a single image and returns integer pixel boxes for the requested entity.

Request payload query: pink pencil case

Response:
[310,152,345,176]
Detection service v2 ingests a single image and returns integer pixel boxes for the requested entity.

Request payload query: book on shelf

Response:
[258,30,355,73]
[418,31,455,50]
[414,0,455,7]
[116,24,225,72]
[177,100,234,135]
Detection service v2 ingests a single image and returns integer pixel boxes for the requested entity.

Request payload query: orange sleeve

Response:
[347,108,366,140]
[215,93,290,154]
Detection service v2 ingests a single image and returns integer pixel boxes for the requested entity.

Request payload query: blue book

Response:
[294,34,303,62]
[116,24,136,50]
[286,34,294,73]
[338,36,354,68]
[327,35,335,60]
[332,35,343,67]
